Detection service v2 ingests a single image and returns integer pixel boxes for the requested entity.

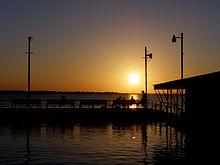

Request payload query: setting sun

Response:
[128,73,140,85]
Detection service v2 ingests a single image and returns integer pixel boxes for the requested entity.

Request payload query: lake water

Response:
[0,93,191,164]
[0,120,191,164]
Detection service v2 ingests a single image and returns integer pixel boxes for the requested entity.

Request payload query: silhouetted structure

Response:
[172,33,184,79]
[25,36,33,104]
[144,46,153,106]
[154,71,220,124]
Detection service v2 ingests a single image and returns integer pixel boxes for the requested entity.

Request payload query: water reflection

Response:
[24,128,31,164]
[0,121,192,164]
[141,124,149,164]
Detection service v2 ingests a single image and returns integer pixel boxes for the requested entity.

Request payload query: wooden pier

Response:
[5,68,218,125]
[0,98,144,109]
[0,98,169,122]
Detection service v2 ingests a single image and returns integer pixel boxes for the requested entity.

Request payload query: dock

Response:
[0,93,188,125]
[2,70,218,125]
[0,97,169,122]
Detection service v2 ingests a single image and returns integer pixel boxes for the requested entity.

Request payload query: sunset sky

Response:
[0,0,220,93]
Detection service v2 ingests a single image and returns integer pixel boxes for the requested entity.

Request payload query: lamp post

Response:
[172,33,184,111]
[172,33,184,79]
[144,46,153,106]
[26,36,33,101]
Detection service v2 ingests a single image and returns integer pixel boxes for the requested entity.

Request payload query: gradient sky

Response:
[0,0,220,93]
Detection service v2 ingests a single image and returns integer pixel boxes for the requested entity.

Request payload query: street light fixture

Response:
[172,35,177,42]
[172,33,184,79]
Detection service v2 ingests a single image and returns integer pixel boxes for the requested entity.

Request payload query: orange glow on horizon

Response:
[1,1,219,94]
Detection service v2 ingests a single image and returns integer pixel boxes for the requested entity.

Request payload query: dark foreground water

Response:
[0,120,192,164]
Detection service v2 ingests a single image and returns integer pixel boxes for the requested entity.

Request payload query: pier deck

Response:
[0,97,187,125]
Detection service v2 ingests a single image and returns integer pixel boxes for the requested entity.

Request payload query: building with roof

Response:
[154,71,220,124]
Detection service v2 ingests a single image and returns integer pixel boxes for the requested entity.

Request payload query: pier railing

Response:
[0,98,154,109]
[0,98,185,117]
[0,98,141,109]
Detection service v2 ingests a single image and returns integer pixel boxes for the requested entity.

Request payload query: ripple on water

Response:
[0,121,191,164]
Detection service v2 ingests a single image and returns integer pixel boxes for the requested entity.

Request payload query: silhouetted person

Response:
[113,96,122,108]
[122,97,126,108]
[130,96,135,101]
[141,91,147,108]
[129,96,135,106]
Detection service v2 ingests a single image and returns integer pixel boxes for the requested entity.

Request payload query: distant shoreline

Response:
[0,90,121,94]
[0,90,156,95]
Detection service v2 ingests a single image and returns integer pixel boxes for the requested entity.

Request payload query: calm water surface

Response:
[0,120,191,164]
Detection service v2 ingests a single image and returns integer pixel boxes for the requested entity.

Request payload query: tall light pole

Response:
[144,46,153,104]
[172,33,184,79]
[172,33,184,111]
[26,36,33,100]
